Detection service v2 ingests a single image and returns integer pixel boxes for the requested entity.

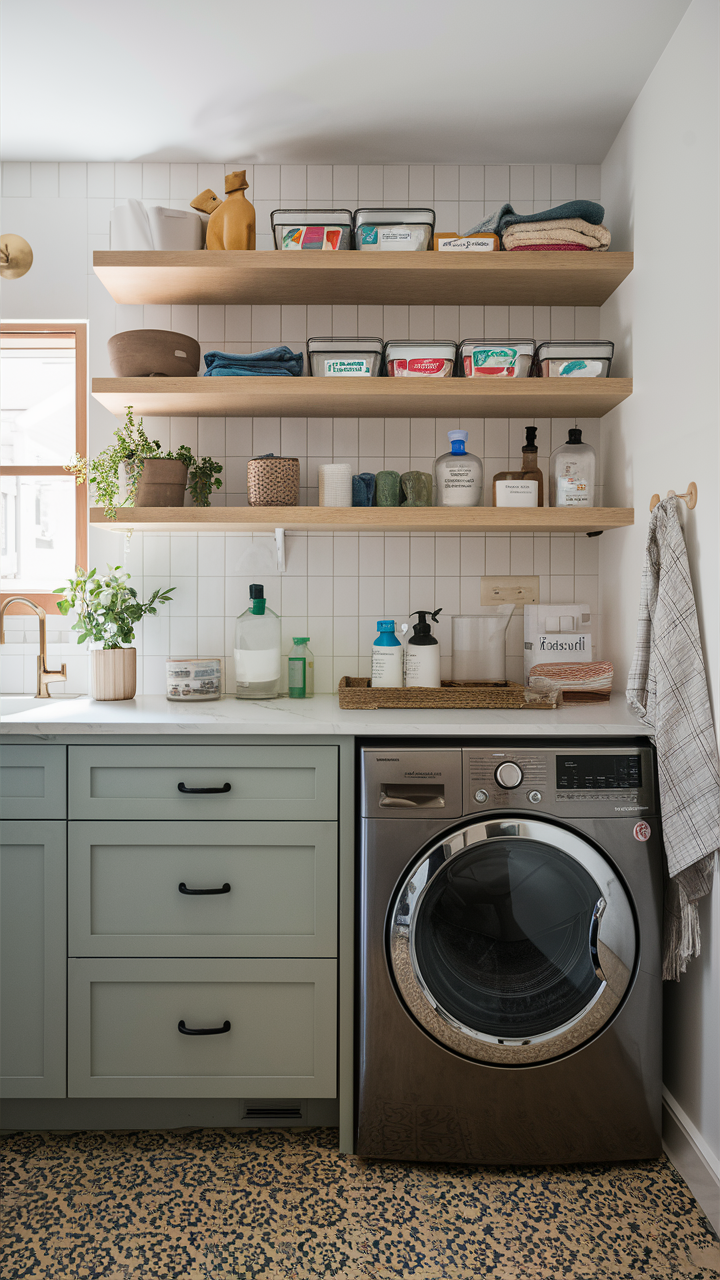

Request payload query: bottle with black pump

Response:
[492,426,544,507]
[405,608,442,688]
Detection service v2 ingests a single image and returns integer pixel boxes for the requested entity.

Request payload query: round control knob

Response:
[474,789,489,804]
[527,790,543,804]
[495,761,523,790]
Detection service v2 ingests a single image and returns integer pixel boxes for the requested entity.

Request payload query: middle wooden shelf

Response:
[92,376,632,419]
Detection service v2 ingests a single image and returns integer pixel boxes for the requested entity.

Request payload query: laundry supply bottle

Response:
[435,431,483,506]
[493,426,544,507]
[405,609,442,687]
[234,583,281,699]
[371,620,404,688]
[288,637,314,699]
[550,427,596,506]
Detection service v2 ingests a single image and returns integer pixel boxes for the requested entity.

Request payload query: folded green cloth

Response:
[466,200,605,239]
[204,346,303,377]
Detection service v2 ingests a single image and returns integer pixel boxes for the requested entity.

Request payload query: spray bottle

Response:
[405,608,442,688]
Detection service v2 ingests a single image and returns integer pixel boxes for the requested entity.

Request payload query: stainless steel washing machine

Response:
[357,742,662,1164]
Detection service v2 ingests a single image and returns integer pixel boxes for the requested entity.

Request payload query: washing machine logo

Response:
[633,820,652,842]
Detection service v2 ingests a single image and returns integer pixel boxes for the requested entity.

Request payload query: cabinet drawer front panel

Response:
[69,746,337,820]
[68,822,337,957]
[68,958,336,1098]
[1,821,66,1097]
[0,745,66,819]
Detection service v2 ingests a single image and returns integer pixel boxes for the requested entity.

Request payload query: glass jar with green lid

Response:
[288,637,314,699]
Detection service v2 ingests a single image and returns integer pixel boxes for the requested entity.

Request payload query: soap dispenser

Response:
[234,583,281,699]
[435,431,483,506]
[493,426,544,507]
[550,427,596,506]
[405,609,442,688]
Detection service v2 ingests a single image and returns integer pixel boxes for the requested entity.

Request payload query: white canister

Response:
[166,657,222,701]
[318,463,353,507]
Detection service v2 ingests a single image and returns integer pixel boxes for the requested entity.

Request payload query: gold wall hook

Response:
[649,482,697,513]
[0,233,33,279]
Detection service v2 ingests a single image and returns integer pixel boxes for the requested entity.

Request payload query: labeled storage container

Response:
[533,340,614,378]
[307,337,383,377]
[355,208,435,251]
[166,658,222,701]
[459,339,535,379]
[270,209,353,251]
[385,340,457,378]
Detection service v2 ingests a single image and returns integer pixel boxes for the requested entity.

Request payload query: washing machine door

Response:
[389,817,637,1066]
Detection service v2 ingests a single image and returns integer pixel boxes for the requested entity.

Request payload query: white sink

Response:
[1,694,80,716]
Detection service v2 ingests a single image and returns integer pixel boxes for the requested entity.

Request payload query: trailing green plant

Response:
[180,449,224,507]
[55,565,174,650]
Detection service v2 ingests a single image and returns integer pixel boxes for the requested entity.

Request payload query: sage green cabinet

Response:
[1,820,66,1097]
[0,745,66,820]
[68,821,338,958]
[68,745,337,821]
[68,957,337,1098]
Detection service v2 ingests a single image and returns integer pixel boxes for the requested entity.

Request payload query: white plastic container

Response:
[435,430,483,506]
[166,658,221,701]
[110,199,204,250]
[385,340,456,378]
[549,427,596,506]
[459,339,534,379]
[234,584,281,699]
[307,337,383,377]
[533,340,614,378]
[355,208,435,251]
[270,209,353,250]
[452,609,514,682]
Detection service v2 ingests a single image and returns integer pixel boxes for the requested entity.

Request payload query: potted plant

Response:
[55,565,174,701]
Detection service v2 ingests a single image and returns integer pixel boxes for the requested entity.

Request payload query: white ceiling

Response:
[2,0,691,164]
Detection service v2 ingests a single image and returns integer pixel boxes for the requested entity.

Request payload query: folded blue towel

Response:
[204,346,303,377]
[465,200,605,238]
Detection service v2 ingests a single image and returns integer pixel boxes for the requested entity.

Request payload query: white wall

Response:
[1,160,604,694]
[600,0,720,1200]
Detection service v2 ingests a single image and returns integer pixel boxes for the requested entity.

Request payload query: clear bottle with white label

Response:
[493,426,544,507]
[550,428,596,507]
[234,584,281,699]
[435,431,483,506]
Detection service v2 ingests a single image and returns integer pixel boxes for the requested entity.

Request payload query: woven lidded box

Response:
[247,455,299,506]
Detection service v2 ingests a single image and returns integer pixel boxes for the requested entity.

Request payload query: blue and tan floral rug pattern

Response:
[1,1127,719,1278]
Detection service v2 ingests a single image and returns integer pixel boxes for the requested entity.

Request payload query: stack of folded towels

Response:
[204,346,303,377]
[466,199,611,252]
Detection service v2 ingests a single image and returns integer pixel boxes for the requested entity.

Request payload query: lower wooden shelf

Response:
[90,506,633,535]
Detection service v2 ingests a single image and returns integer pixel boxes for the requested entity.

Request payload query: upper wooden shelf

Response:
[93,250,634,308]
[92,376,632,419]
[90,506,633,535]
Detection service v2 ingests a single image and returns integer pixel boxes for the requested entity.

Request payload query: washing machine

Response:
[357,741,663,1164]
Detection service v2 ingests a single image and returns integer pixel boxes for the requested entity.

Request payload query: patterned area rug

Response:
[1,1127,719,1278]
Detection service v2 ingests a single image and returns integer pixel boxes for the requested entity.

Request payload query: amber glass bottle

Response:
[493,426,544,507]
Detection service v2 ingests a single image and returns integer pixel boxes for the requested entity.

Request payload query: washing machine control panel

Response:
[462,747,657,816]
[494,761,523,789]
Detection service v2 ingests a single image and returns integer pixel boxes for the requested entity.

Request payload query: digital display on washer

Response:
[556,754,642,790]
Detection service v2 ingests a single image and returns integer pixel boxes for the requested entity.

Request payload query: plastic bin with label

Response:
[532,340,614,378]
[384,340,457,378]
[270,209,353,250]
[355,208,435,251]
[307,337,383,377]
[459,339,535,378]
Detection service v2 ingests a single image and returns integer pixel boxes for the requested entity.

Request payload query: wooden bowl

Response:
[108,329,201,378]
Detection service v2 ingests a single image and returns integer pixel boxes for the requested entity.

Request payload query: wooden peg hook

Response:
[649,482,698,513]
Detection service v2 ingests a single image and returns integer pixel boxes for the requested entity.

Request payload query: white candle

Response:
[318,463,352,507]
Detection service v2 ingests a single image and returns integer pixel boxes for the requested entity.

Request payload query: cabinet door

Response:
[68,746,337,821]
[0,745,66,819]
[1,821,66,1097]
[68,958,336,1099]
[68,821,337,958]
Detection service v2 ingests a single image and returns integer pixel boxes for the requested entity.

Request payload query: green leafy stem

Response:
[55,565,174,650]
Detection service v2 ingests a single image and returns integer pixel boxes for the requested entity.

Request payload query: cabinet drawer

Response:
[68,746,337,821]
[68,821,337,958]
[68,958,336,1098]
[0,745,66,819]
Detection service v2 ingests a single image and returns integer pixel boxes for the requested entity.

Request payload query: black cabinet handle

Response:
[178,782,231,794]
[178,1019,231,1036]
[178,882,231,896]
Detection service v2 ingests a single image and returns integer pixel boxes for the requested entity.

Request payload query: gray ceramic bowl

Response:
[107,329,201,378]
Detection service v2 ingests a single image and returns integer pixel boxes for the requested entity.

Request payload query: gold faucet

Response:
[0,597,67,698]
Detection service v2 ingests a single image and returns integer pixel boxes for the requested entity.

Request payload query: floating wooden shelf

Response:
[92,376,632,420]
[93,250,633,307]
[90,506,634,535]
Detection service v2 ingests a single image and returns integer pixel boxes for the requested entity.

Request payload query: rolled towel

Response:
[204,346,303,377]
[465,199,605,238]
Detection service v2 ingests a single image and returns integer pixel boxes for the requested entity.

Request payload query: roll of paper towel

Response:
[319,463,352,507]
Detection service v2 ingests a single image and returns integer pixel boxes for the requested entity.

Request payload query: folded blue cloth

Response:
[465,199,605,238]
[204,346,303,377]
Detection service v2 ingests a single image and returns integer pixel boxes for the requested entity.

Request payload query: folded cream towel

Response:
[505,217,611,244]
[503,225,610,251]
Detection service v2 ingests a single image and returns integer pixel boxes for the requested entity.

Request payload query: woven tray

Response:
[337,677,560,711]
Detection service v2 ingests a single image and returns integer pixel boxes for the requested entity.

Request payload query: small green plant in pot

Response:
[55,565,174,701]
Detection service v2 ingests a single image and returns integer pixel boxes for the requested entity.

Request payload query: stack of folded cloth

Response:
[204,346,303,377]
[466,199,611,252]
[529,660,614,702]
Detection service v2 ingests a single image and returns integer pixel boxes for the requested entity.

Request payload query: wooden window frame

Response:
[0,321,87,616]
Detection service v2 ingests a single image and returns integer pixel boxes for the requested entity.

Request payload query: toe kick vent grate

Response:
[242,1102,305,1122]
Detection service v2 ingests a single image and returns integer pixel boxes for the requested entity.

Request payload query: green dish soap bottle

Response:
[288,637,314,699]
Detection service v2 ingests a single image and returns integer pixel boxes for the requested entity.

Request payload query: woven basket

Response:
[337,677,560,710]
[247,456,299,506]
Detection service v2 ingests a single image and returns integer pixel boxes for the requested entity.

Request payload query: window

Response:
[0,322,87,614]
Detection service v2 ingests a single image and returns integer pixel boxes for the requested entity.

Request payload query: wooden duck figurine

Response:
[191,170,255,250]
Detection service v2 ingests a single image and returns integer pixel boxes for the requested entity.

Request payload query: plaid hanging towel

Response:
[627,496,719,979]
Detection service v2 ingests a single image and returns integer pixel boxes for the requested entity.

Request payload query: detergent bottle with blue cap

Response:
[371,621,403,688]
[435,429,483,506]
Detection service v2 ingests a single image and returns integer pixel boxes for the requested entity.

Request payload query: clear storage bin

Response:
[307,336,383,377]
[355,208,435,251]
[270,209,353,250]
[384,340,457,378]
[533,340,614,378]
[459,339,535,378]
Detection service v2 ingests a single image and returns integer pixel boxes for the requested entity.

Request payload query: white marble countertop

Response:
[0,693,651,738]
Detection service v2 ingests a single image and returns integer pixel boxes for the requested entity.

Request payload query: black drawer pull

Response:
[178,882,231,896]
[178,782,231,795]
[178,1019,231,1036]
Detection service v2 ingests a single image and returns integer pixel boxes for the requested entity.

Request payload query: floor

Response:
[1,1128,719,1279]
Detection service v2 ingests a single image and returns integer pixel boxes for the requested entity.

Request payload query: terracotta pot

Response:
[92,648,136,701]
[107,329,201,378]
[135,458,188,507]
